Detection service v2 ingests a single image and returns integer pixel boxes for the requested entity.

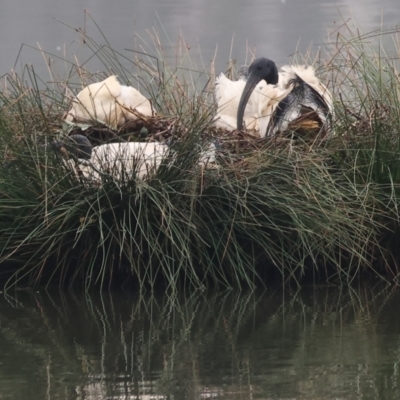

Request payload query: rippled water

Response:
[1,287,400,399]
[1,0,399,79]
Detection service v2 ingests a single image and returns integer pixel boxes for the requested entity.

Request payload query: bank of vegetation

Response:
[0,25,400,290]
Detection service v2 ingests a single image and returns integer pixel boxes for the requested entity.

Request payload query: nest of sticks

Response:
[64,113,332,158]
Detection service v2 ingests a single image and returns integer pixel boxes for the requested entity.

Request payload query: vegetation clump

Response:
[0,25,400,290]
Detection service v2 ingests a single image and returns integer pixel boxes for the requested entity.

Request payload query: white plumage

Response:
[88,142,170,182]
[214,73,263,131]
[265,64,333,136]
[64,76,154,129]
[63,142,170,184]
[57,135,218,186]
[215,58,333,138]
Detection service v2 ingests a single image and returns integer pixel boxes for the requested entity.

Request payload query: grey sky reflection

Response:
[0,0,398,78]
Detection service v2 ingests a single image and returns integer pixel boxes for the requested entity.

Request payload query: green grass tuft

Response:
[1,22,400,290]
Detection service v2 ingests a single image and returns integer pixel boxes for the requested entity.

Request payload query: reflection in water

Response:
[0,287,400,399]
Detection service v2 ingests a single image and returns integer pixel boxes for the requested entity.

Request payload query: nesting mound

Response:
[64,114,331,156]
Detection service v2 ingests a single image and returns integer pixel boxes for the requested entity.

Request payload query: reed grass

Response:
[1,21,400,290]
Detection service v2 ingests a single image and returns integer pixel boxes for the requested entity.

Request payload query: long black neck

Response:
[237,58,279,130]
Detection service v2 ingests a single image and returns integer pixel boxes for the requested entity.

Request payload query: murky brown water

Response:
[1,0,399,79]
[0,287,399,399]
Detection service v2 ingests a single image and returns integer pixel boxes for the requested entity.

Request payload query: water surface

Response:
[0,287,400,399]
[1,0,399,79]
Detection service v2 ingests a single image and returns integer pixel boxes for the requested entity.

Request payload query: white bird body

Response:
[253,66,333,136]
[69,142,170,184]
[118,85,154,121]
[266,65,333,136]
[216,59,333,138]
[58,136,219,186]
[214,73,262,131]
[91,142,170,181]
[215,73,290,135]
[253,83,287,136]
[64,76,154,129]
[280,65,332,104]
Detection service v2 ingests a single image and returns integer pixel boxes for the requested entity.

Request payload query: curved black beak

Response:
[236,58,279,131]
[237,73,262,130]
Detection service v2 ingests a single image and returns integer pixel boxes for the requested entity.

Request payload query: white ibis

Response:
[214,73,264,131]
[237,58,333,137]
[89,141,170,182]
[55,135,168,183]
[54,135,218,184]
[64,76,154,129]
